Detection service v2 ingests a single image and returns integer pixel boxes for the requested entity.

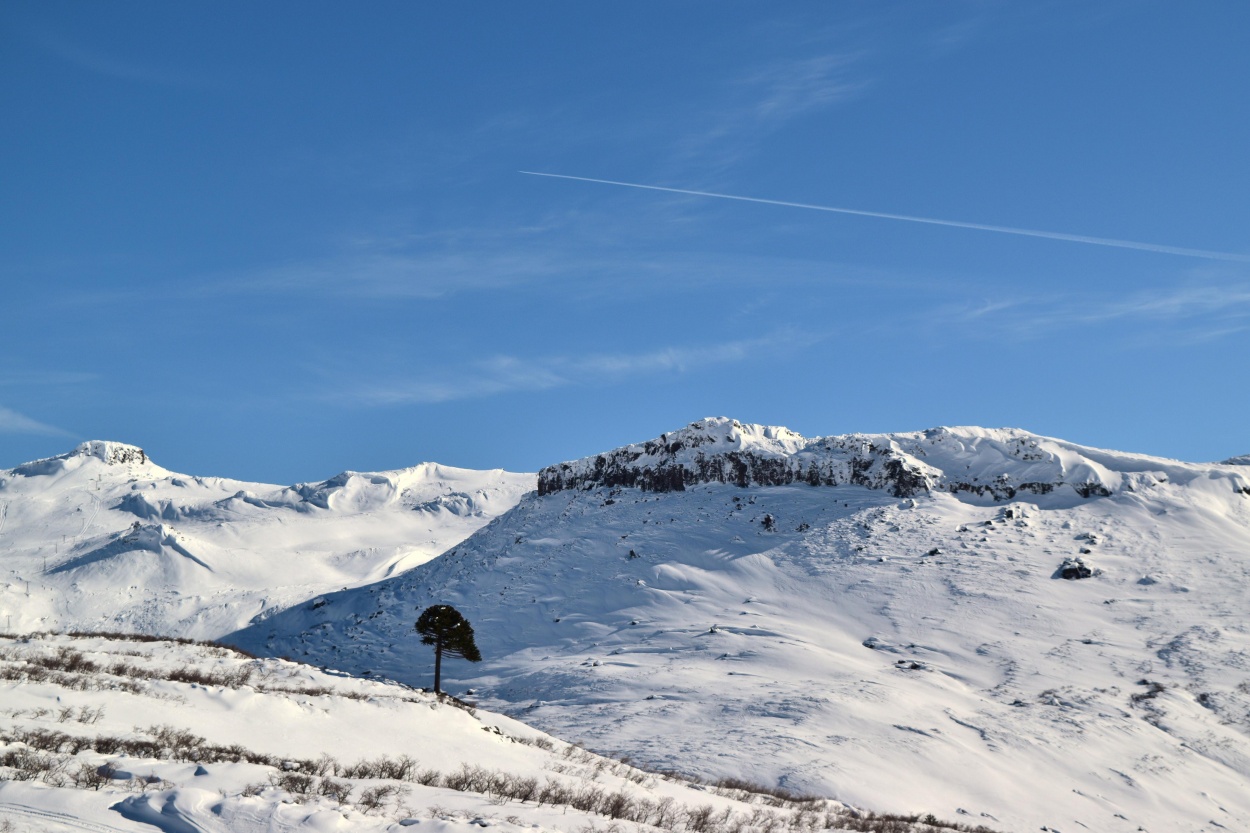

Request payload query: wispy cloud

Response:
[939,283,1250,341]
[745,54,865,121]
[130,230,913,304]
[0,405,73,437]
[340,331,817,406]
[668,52,867,175]
[210,251,563,300]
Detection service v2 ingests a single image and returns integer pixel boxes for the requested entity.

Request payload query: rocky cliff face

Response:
[538,418,1239,503]
[537,420,936,498]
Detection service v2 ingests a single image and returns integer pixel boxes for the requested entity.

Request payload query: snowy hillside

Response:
[231,419,1250,833]
[0,441,533,637]
[0,632,974,833]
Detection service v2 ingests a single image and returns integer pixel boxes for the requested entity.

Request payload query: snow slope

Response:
[231,419,1250,833]
[0,441,533,637]
[2,633,952,833]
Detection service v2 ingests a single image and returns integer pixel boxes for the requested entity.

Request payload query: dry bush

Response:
[318,776,352,805]
[269,771,316,797]
[685,804,718,833]
[336,754,418,781]
[70,761,113,790]
[63,630,257,658]
[358,783,408,814]
[414,768,443,786]
[537,778,573,807]
[0,746,66,783]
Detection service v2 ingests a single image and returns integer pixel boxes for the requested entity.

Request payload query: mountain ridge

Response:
[229,418,1250,833]
[538,417,1248,502]
[0,441,534,637]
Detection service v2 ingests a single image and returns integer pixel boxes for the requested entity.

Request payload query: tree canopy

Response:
[415,604,481,694]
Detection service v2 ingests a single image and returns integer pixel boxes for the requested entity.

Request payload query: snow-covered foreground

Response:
[0,441,533,637]
[0,633,974,833]
[232,420,1250,833]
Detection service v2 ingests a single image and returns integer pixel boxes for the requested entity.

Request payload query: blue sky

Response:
[2,1,1248,482]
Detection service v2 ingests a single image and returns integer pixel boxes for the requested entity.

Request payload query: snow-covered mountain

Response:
[8,632,938,833]
[0,440,533,637]
[230,418,1250,833]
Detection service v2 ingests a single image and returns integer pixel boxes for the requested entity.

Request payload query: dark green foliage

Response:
[415,604,481,693]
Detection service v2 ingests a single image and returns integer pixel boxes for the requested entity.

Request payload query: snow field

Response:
[0,443,534,637]
[237,461,1250,833]
[1,634,983,833]
[6,421,1250,833]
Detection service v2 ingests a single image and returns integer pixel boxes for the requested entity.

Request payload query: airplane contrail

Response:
[520,171,1250,263]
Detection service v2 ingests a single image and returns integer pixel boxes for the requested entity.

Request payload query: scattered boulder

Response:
[1058,557,1096,580]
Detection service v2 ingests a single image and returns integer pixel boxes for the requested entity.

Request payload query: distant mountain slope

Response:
[0,440,533,637]
[230,419,1250,833]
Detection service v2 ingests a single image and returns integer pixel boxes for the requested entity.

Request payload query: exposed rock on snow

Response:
[7,420,1250,833]
[234,418,1250,833]
[1057,557,1096,580]
[537,418,1244,503]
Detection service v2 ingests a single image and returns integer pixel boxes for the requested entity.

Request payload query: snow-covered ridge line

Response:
[11,441,157,477]
[538,417,1249,502]
[0,442,535,638]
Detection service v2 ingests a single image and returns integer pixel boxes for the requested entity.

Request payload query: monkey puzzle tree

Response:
[415,604,482,694]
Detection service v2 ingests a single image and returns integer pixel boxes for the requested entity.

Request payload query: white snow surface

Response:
[231,419,1250,833]
[0,441,534,637]
[6,420,1250,833]
[4,634,860,833]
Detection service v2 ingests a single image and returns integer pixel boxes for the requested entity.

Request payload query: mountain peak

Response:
[71,440,149,466]
[537,418,1247,504]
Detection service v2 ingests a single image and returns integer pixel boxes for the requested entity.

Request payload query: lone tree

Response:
[415,604,482,694]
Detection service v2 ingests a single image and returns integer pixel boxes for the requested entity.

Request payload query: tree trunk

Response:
[433,638,443,694]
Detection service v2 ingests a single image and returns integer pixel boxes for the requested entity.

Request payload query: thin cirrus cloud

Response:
[667,52,866,174]
[185,242,912,303]
[343,332,816,406]
[745,53,865,121]
[210,252,565,300]
[943,283,1250,341]
[0,405,73,437]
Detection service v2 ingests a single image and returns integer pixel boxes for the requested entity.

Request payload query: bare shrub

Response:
[337,754,418,781]
[166,664,254,688]
[77,705,105,724]
[443,763,490,793]
[272,771,316,797]
[601,791,634,820]
[309,753,337,777]
[537,778,573,807]
[71,761,112,790]
[508,775,539,803]
[414,768,443,787]
[650,796,679,829]
[569,783,607,814]
[358,784,407,814]
[686,804,717,833]
[317,777,352,805]
[0,746,65,782]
